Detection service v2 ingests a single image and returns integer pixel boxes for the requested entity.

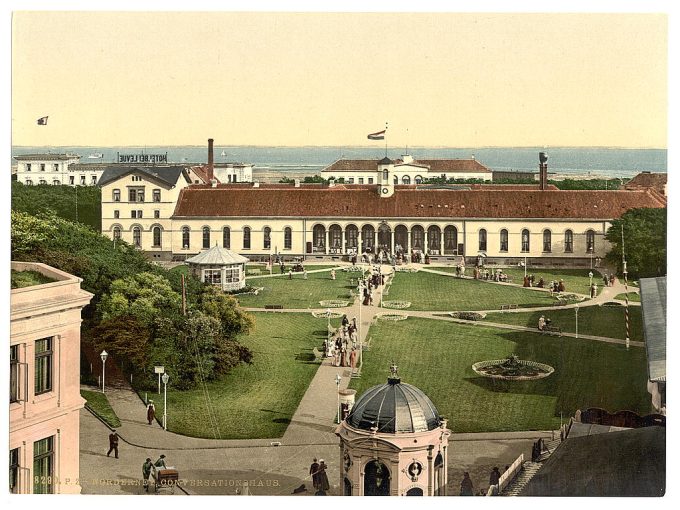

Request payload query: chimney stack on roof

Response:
[539,152,548,190]
[207,138,214,181]
[294,179,301,188]
[328,178,335,187]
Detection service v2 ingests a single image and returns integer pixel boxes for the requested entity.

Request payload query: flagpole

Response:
[384,121,388,157]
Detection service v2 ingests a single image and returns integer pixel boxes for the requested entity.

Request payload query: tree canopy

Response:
[605,208,666,279]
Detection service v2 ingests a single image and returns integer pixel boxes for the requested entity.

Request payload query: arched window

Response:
[53,180,60,185]
[564,230,573,253]
[25,179,33,186]
[313,224,326,252]
[521,229,530,252]
[223,227,230,249]
[329,224,342,251]
[411,225,424,250]
[284,227,292,250]
[362,225,375,252]
[263,227,272,249]
[182,227,190,249]
[428,225,441,253]
[478,229,487,252]
[402,175,411,184]
[113,226,121,240]
[500,229,509,252]
[202,227,211,249]
[243,227,251,249]
[393,175,398,185]
[543,230,552,253]
[345,224,358,250]
[152,226,162,247]
[364,460,390,496]
[414,175,423,184]
[586,230,595,253]
[444,226,458,254]
[132,227,141,248]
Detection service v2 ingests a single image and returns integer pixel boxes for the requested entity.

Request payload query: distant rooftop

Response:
[14,153,80,161]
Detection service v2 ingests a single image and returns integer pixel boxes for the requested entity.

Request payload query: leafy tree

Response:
[605,208,666,279]
[89,315,152,374]
[199,285,254,338]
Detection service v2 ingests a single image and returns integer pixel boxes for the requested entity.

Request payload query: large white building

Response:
[13,153,84,186]
[321,154,493,184]
[100,152,666,265]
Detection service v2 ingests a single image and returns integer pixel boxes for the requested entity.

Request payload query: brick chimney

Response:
[207,138,214,181]
[539,152,548,190]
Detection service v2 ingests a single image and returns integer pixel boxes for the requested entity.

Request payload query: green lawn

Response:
[482,305,644,342]
[152,312,330,439]
[81,389,122,428]
[386,271,557,311]
[247,264,341,276]
[350,318,650,433]
[429,266,603,295]
[614,292,641,302]
[237,268,359,308]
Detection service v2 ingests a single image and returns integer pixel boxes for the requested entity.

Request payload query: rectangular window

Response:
[154,210,160,219]
[348,178,354,184]
[358,178,364,184]
[204,269,222,285]
[10,448,20,493]
[69,176,74,185]
[10,345,19,403]
[368,177,374,184]
[40,164,46,172]
[224,267,240,283]
[113,189,120,202]
[34,338,53,395]
[131,211,137,219]
[138,210,143,219]
[26,164,31,171]
[80,175,86,185]
[33,437,54,494]
[92,175,97,184]
[153,189,161,202]
[129,189,137,202]
[53,164,59,171]
[114,210,120,219]
[138,191,144,202]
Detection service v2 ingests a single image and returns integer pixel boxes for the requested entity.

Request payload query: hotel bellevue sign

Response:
[117,152,168,164]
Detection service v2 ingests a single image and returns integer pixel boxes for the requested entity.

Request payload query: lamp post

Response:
[335,374,342,423]
[100,350,108,393]
[162,373,169,430]
[358,279,363,373]
[574,305,579,339]
[588,271,593,289]
[524,255,527,278]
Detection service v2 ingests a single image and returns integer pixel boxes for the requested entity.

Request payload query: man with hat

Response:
[107,430,119,458]
[142,458,154,492]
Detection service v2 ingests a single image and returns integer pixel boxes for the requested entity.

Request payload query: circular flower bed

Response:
[379,313,408,321]
[381,300,411,309]
[311,310,344,319]
[449,311,486,321]
[318,300,350,308]
[342,266,365,272]
[472,354,554,381]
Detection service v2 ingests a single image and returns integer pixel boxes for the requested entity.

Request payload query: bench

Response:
[500,304,519,310]
[312,347,324,361]
[264,304,284,310]
[542,325,562,336]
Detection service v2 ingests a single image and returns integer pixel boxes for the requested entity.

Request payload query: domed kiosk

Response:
[335,364,451,496]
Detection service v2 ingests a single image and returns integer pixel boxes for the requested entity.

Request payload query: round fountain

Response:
[472,354,554,381]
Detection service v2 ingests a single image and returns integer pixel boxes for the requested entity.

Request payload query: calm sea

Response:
[11,146,667,180]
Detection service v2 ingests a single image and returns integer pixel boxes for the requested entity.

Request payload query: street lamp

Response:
[588,271,593,289]
[335,374,342,423]
[358,279,363,374]
[589,247,594,270]
[162,372,169,430]
[100,350,108,393]
[574,305,579,339]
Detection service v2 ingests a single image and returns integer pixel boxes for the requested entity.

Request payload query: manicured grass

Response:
[81,390,122,428]
[482,305,644,342]
[153,312,330,439]
[386,271,557,311]
[432,266,603,295]
[10,269,55,289]
[614,292,641,302]
[350,318,651,433]
[237,268,359,308]
[247,264,341,276]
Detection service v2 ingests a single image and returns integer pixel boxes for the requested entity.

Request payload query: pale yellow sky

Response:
[11,12,667,147]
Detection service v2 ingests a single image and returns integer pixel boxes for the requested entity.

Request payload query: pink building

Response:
[10,262,93,494]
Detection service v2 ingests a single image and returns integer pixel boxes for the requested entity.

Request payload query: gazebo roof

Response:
[185,245,249,265]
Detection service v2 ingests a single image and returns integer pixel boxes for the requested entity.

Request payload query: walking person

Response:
[309,458,320,492]
[331,269,336,280]
[316,459,330,495]
[107,430,119,458]
[460,471,474,496]
[146,400,156,425]
[142,457,154,492]
[303,269,308,280]
[288,269,293,280]
[489,466,501,488]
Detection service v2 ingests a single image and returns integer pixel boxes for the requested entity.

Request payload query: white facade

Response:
[214,163,253,183]
[14,154,83,186]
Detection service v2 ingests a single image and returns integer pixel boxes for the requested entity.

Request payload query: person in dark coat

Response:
[107,430,119,458]
[155,454,167,469]
[460,471,473,496]
[142,458,154,492]
[316,459,330,495]
[489,466,501,487]
[147,400,156,425]
[309,458,320,491]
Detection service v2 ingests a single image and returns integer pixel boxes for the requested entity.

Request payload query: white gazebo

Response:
[185,245,249,292]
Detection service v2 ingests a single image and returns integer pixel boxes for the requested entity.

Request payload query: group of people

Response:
[460,465,509,496]
[324,314,359,368]
[308,458,330,495]
[474,266,509,282]
[537,315,553,331]
[142,454,170,492]
[602,273,617,287]
[359,266,386,306]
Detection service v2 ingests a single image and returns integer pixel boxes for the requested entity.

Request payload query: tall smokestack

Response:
[207,138,214,181]
[539,152,548,190]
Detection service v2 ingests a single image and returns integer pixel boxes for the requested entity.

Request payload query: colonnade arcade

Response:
[311,222,462,256]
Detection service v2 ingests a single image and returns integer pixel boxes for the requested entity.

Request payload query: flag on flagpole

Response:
[367,129,386,140]
[37,116,49,125]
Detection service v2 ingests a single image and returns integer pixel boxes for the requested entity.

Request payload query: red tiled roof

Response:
[189,165,215,184]
[173,185,665,220]
[322,158,491,174]
[624,172,667,196]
